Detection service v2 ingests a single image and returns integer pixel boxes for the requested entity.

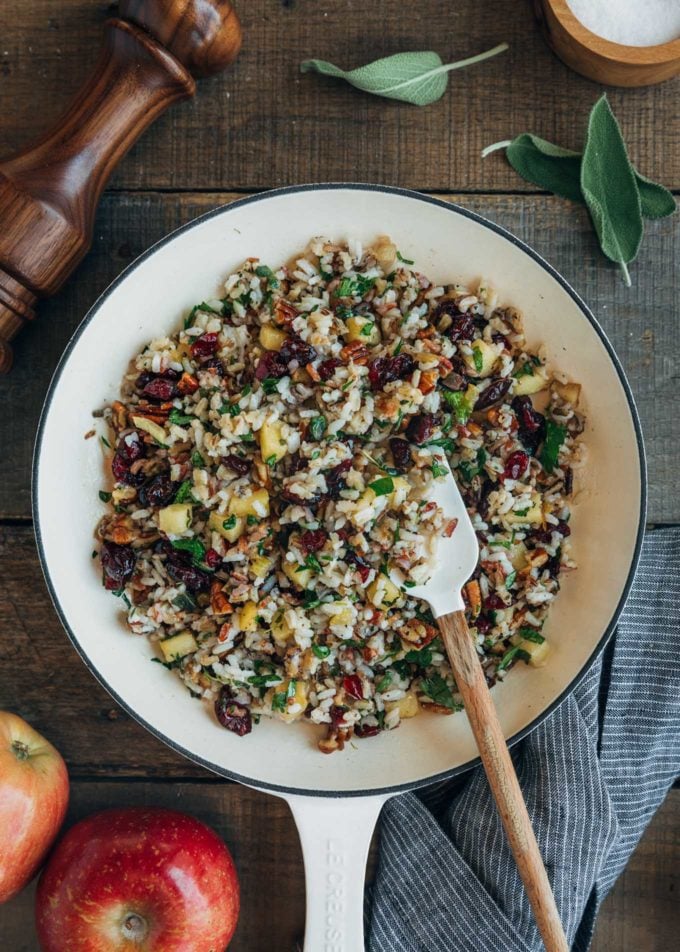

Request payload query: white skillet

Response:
[33,185,645,951]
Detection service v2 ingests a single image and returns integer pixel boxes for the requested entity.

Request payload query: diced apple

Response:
[131,415,168,445]
[509,541,528,571]
[271,610,294,645]
[327,603,354,626]
[553,380,581,407]
[510,636,550,667]
[158,503,192,535]
[513,367,548,396]
[345,315,380,345]
[366,575,402,610]
[283,559,313,590]
[464,339,498,378]
[385,692,420,718]
[238,601,258,632]
[250,553,276,579]
[208,511,244,543]
[272,679,309,722]
[159,631,197,663]
[259,420,288,464]
[371,236,397,271]
[504,495,543,526]
[229,488,270,519]
[259,325,287,351]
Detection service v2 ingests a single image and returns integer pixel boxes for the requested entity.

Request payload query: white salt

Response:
[567,0,680,47]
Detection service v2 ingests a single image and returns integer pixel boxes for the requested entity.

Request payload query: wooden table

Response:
[1,2,678,949]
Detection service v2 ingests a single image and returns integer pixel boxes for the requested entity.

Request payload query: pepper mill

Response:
[0,0,242,372]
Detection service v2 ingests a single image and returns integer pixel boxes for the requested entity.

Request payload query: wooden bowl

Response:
[535,0,680,86]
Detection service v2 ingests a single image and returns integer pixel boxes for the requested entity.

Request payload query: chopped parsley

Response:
[222,515,237,530]
[308,415,327,441]
[261,377,280,395]
[396,250,414,265]
[513,361,535,379]
[431,460,448,478]
[369,476,394,496]
[171,537,206,565]
[505,570,517,589]
[173,593,197,612]
[375,673,393,693]
[174,480,197,504]
[312,644,331,659]
[540,419,567,474]
[168,409,194,426]
[518,627,545,644]
[359,321,375,337]
[337,274,376,298]
[98,490,112,503]
[420,674,457,709]
[497,644,530,672]
[472,346,484,373]
[442,388,475,424]
[191,450,205,467]
[265,454,278,467]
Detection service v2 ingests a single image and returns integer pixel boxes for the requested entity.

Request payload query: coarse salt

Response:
[567,0,680,47]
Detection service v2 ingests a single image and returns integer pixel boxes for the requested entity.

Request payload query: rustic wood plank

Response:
[1,2,679,193]
[0,782,677,951]
[0,190,677,522]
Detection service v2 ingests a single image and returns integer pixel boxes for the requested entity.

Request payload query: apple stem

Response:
[11,740,30,761]
[121,913,148,943]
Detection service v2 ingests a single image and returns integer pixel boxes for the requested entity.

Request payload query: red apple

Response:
[0,711,69,903]
[36,807,240,951]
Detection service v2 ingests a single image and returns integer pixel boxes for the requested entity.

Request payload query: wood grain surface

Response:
[1,1,679,193]
[1,1,678,950]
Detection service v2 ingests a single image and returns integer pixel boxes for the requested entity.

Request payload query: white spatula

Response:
[394,456,569,952]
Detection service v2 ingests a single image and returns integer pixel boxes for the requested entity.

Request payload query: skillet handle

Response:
[285,793,388,952]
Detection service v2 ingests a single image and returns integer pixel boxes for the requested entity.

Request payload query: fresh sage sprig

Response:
[483,95,676,285]
[301,43,508,107]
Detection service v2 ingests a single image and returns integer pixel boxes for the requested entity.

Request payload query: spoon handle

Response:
[437,609,569,952]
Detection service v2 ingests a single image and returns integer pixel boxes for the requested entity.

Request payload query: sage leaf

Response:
[301,43,508,106]
[580,96,643,286]
[484,132,676,220]
[483,134,583,204]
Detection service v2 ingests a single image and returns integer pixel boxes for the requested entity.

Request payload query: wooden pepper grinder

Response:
[0,0,242,372]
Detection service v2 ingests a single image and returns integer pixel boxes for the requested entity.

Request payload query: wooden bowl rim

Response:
[546,0,680,65]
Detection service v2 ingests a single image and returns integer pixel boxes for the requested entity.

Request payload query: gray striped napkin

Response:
[368,527,680,951]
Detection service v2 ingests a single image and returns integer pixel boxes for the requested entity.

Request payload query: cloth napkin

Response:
[367,527,680,952]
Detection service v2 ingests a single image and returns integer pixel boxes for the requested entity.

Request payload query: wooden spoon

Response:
[394,455,569,952]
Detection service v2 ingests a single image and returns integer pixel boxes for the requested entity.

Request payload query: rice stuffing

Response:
[94,236,585,753]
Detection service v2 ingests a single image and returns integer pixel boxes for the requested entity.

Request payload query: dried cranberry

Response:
[563,466,574,496]
[503,450,530,482]
[512,396,546,455]
[166,556,211,592]
[354,722,380,738]
[367,354,416,391]
[279,334,317,367]
[300,529,327,554]
[343,675,363,700]
[138,474,177,508]
[281,487,323,509]
[318,358,341,380]
[201,358,226,378]
[546,552,562,578]
[474,377,512,411]
[389,437,412,473]
[255,350,287,380]
[215,687,252,736]
[346,549,372,583]
[491,332,509,348]
[142,377,179,402]
[330,705,348,728]
[484,593,506,611]
[111,453,146,487]
[405,413,435,445]
[205,548,222,569]
[326,459,352,498]
[431,301,474,342]
[477,478,495,520]
[557,521,571,537]
[191,332,219,360]
[100,541,136,589]
[475,615,492,634]
[528,528,553,545]
[225,454,251,476]
[116,431,144,464]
